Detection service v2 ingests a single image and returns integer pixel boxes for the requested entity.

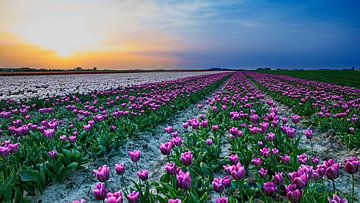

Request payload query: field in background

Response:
[259,70,360,88]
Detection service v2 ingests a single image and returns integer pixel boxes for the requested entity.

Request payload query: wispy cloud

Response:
[0,0,359,69]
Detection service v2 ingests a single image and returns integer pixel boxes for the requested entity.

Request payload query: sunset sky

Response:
[0,0,359,69]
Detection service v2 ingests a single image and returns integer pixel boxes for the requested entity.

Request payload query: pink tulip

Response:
[180,151,193,166]
[93,165,110,182]
[129,150,141,162]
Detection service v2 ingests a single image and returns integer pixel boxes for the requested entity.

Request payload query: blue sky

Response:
[157,0,360,69]
[0,0,359,69]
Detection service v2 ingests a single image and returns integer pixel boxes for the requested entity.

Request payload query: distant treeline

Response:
[256,67,359,71]
[0,67,240,76]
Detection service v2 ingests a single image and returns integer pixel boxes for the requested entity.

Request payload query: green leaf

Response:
[199,192,209,203]
[188,191,200,203]
[19,170,45,193]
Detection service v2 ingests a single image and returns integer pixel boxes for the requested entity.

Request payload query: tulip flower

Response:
[105,191,123,203]
[43,129,55,139]
[206,138,213,146]
[129,150,141,163]
[176,171,191,190]
[281,154,291,165]
[229,154,239,165]
[344,157,359,174]
[93,165,110,182]
[274,172,284,185]
[60,135,67,142]
[286,185,302,203]
[212,178,225,193]
[171,137,182,147]
[263,182,277,196]
[259,168,267,178]
[328,194,348,203]
[312,156,319,165]
[127,191,140,203]
[251,157,262,166]
[93,183,107,200]
[266,132,275,142]
[115,164,125,175]
[297,154,308,165]
[165,163,177,175]
[344,157,359,202]
[168,199,182,203]
[180,151,193,166]
[48,150,58,159]
[260,147,270,159]
[231,163,246,180]
[216,197,228,203]
[212,125,219,132]
[305,129,313,139]
[160,142,173,156]
[137,170,149,181]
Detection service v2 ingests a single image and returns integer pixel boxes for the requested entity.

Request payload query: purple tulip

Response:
[129,150,141,162]
[105,191,123,203]
[206,138,213,146]
[328,194,348,203]
[344,157,359,174]
[305,129,313,139]
[60,135,67,142]
[69,135,76,143]
[115,164,125,175]
[43,129,55,139]
[251,157,262,166]
[164,126,173,134]
[212,125,219,132]
[215,197,228,203]
[297,154,308,165]
[266,132,275,142]
[48,150,58,159]
[165,163,177,175]
[127,191,140,203]
[231,163,246,180]
[326,163,340,180]
[274,172,284,185]
[312,156,319,165]
[229,154,239,165]
[212,178,225,193]
[176,171,191,190]
[263,182,277,196]
[259,168,267,178]
[93,183,107,200]
[160,142,173,156]
[168,199,182,203]
[281,154,291,165]
[286,185,302,203]
[180,151,193,166]
[260,147,270,159]
[137,170,149,181]
[93,165,110,182]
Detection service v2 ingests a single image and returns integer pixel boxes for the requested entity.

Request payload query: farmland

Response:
[0,71,359,203]
[259,70,360,89]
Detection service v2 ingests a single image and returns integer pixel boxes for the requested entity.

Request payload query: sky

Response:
[0,0,359,70]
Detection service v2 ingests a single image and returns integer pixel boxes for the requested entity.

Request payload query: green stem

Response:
[332,180,336,194]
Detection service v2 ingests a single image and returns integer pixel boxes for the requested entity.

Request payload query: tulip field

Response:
[0,71,359,203]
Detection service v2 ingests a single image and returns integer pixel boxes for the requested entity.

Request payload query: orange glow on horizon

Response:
[0,1,182,69]
[0,32,177,69]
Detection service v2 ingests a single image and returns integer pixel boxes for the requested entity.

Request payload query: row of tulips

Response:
[76,72,358,202]
[245,72,359,148]
[0,72,231,202]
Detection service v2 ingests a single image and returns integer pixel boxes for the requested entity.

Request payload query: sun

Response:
[7,3,105,59]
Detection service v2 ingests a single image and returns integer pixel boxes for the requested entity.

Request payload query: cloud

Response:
[0,0,359,69]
